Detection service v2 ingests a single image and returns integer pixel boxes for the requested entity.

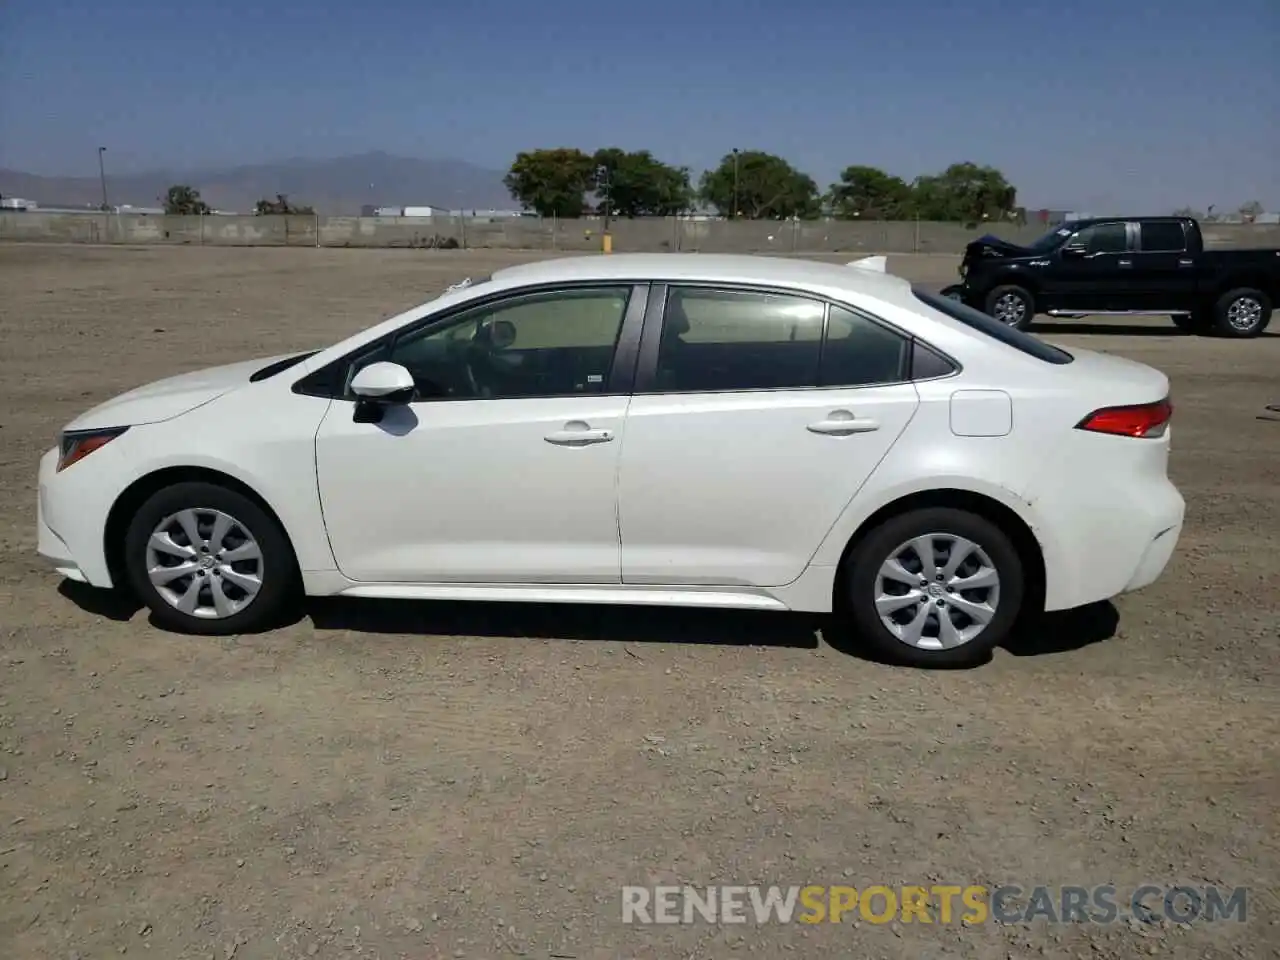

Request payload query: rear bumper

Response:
[1122,518,1182,593]
[1039,474,1185,612]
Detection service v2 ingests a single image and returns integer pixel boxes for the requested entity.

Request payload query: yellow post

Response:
[602,233,612,254]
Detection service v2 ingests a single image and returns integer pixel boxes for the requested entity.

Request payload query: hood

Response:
[964,233,1033,261]
[63,353,299,432]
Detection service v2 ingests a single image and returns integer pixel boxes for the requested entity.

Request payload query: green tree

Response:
[503,148,595,218]
[163,184,211,215]
[591,148,692,217]
[699,151,821,219]
[828,165,912,219]
[254,194,315,215]
[907,163,1017,222]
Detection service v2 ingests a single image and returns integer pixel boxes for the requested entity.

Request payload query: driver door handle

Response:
[1118,259,1133,267]
[807,410,880,436]
[544,421,614,446]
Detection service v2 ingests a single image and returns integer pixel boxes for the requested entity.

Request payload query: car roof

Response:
[488,252,912,298]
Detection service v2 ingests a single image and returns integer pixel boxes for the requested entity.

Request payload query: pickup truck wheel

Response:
[1212,288,1272,338]
[984,285,1035,330]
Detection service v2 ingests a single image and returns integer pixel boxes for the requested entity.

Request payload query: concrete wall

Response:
[3,211,1278,254]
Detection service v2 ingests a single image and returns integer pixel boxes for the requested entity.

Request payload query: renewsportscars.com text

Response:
[621,884,1248,925]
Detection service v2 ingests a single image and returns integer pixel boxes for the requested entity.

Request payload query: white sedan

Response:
[37,253,1185,667]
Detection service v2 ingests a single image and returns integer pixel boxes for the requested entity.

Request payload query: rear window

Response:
[912,287,1074,365]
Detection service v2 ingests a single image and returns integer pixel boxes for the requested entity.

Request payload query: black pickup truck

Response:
[940,215,1280,337]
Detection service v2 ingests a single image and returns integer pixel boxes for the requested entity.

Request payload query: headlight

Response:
[57,426,129,472]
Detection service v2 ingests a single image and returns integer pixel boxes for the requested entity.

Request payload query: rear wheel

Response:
[842,508,1025,668]
[1211,288,1272,338]
[984,285,1035,330]
[123,481,300,635]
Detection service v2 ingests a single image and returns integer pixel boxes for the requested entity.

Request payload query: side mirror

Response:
[350,361,415,401]
[350,362,414,423]
[1062,244,1088,258]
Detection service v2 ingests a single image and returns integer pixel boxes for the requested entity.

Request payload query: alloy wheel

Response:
[993,293,1027,326]
[874,533,1001,650]
[145,508,264,619]
[1226,296,1263,333]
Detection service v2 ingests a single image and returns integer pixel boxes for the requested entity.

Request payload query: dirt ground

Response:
[0,244,1277,960]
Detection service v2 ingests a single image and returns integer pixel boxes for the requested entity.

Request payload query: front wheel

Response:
[984,285,1036,330]
[123,481,300,635]
[842,508,1025,668]
[1211,288,1272,338]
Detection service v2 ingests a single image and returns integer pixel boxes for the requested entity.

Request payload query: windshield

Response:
[1025,223,1078,252]
[913,287,1073,365]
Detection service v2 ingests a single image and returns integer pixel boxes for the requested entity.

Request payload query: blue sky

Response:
[1,0,1277,211]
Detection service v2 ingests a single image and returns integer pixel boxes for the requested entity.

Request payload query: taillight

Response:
[57,426,129,472]
[1075,399,1172,438]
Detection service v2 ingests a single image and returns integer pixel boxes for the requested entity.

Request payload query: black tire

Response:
[123,481,300,635]
[983,284,1036,331]
[1171,311,1212,334]
[841,507,1025,668]
[1211,287,1272,338]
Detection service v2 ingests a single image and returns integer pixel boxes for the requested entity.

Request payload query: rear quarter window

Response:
[912,287,1074,365]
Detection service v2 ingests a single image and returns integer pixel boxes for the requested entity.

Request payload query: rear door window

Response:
[649,286,825,392]
[1138,221,1187,252]
[820,306,911,386]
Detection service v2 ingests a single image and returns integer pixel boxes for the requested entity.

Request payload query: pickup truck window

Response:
[1139,221,1187,252]
[1070,222,1127,254]
[913,288,1074,365]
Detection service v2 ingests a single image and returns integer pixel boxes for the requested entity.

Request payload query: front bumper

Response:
[37,478,87,582]
[36,445,117,588]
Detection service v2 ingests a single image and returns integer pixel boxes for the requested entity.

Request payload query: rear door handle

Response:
[807,410,880,436]
[1118,259,1133,267]
[1178,259,1194,267]
[544,421,614,446]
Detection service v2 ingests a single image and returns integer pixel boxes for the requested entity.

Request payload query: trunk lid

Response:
[1056,346,1171,409]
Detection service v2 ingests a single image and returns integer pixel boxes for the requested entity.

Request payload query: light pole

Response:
[597,164,612,253]
[731,148,740,220]
[97,147,109,211]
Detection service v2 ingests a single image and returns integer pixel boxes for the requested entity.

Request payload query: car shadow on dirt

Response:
[57,582,1118,665]
[306,595,1120,666]
[306,596,826,649]
[58,579,142,620]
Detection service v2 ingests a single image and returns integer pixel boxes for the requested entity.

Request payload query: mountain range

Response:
[0,152,515,214]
